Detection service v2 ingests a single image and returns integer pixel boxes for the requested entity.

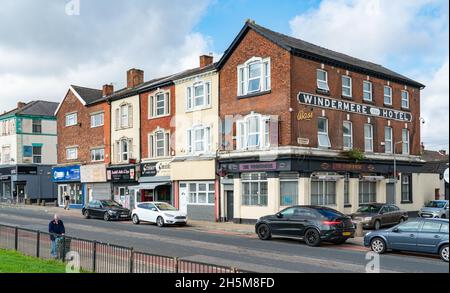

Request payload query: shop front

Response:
[107,165,138,210]
[81,164,111,205]
[219,156,425,223]
[52,165,83,208]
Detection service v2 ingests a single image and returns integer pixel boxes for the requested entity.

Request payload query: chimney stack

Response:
[199,54,214,68]
[102,84,114,97]
[17,102,26,109]
[127,69,144,88]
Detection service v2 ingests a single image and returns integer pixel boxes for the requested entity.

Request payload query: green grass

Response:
[0,249,68,273]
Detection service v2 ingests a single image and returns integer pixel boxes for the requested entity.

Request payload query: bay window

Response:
[187,125,211,154]
[236,114,272,150]
[237,57,271,96]
[242,173,268,206]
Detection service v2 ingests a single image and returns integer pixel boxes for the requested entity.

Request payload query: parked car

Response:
[418,200,449,219]
[132,202,188,227]
[82,200,131,221]
[351,203,408,230]
[364,218,449,262]
[255,206,355,247]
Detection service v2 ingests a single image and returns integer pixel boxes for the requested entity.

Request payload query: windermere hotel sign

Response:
[297,92,412,122]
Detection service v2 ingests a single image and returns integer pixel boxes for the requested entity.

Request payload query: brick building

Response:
[217,21,431,223]
[54,85,111,208]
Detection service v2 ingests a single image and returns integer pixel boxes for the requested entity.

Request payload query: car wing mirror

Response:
[392,228,400,233]
[276,212,283,218]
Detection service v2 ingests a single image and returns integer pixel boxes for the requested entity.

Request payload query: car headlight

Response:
[164,213,175,218]
[108,210,117,215]
[363,217,373,222]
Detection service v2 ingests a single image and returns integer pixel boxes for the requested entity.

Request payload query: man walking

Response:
[49,214,65,259]
[64,192,70,210]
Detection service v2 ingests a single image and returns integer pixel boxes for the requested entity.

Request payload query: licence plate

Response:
[343,232,352,236]
[120,215,129,218]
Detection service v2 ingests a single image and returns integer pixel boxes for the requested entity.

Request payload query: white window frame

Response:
[385,127,393,154]
[342,76,352,98]
[117,139,131,162]
[364,124,374,153]
[187,125,211,155]
[65,113,77,127]
[66,147,78,160]
[384,86,393,105]
[90,112,104,128]
[402,129,410,155]
[363,81,373,102]
[359,181,377,204]
[186,81,211,112]
[311,177,337,206]
[241,173,268,206]
[236,113,271,150]
[149,91,170,118]
[317,117,331,148]
[120,104,129,128]
[90,148,105,162]
[401,90,410,109]
[317,69,329,91]
[343,121,353,150]
[186,181,215,205]
[237,57,271,96]
[148,130,170,158]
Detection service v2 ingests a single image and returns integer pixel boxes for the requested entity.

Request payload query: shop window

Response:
[187,182,215,205]
[237,57,271,96]
[401,174,412,203]
[280,173,299,206]
[242,173,268,206]
[311,176,336,206]
[359,181,376,204]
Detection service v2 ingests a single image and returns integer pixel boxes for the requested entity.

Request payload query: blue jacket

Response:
[49,220,65,241]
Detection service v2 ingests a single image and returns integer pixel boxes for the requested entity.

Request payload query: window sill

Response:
[186,106,212,113]
[401,201,413,204]
[401,107,411,112]
[237,90,271,99]
[344,204,352,208]
[341,95,353,100]
[362,99,375,105]
[383,104,393,108]
[91,125,104,129]
[316,89,330,96]
[148,114,171,120]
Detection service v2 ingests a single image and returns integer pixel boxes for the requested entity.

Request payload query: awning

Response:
[128,182,170,191]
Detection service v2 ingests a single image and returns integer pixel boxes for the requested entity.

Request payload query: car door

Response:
[147,203,159,223]
[416,221,444,253]
[389,205,402,224]
[135,203,148,221]
[286,208,316,238]
[90,201,101,218]
[378,206,390,226]
[270,207,295,236]
[388,220,422,251]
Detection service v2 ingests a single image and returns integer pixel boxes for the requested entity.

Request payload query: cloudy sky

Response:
[0,0,448,151]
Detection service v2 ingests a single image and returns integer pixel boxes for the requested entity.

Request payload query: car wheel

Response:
[83,210,90,219]
[440,244,449,262]
[374,220,381,230]
[103,212,110,222]
[304,229,321,247]
[156,216,165,227]
[132,214,140,225]
[370,237,387,254]
[256,224,272,240]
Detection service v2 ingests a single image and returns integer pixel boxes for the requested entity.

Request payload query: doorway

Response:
[386,183,396,204]
[58,185,68,206]
[179,183,188,214]
[226,191,234,222]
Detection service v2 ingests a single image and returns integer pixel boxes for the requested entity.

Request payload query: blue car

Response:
[364,218,449,262]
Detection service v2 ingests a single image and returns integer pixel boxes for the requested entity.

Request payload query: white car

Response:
[131,202,188,227]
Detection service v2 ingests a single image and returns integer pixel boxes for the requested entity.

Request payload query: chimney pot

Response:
[102,84,114,97]
[17,102,26,109]
[199,55,214,68]
[127,68,144,88]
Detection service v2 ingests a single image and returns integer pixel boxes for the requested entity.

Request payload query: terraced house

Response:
[217,21,437,223]
[0,101,58,203]
[54,85,111,208]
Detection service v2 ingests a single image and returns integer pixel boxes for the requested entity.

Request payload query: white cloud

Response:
[289,0,449,151]
[0,0,215,111]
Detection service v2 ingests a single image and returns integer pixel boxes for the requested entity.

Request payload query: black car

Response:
[82,200,131,221]
[255,206,355,246]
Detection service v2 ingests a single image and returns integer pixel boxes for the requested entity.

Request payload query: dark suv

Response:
[255,206,355,247]
[82,200,131,221]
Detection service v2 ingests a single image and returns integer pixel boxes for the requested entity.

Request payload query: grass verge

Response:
[0,249,68,273]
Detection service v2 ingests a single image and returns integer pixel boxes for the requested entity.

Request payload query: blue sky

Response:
[0,0,448,150]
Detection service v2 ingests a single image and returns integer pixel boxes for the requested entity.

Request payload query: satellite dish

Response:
[444,168,449,184]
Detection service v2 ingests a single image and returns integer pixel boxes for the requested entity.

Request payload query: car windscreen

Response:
[357,205,382,213]
[425,201,447,208]
[316,208,346,220]
[100,200,121,207]
[155,203,177,211]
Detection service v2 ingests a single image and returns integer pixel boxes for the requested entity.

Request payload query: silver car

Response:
[418,200,449,219]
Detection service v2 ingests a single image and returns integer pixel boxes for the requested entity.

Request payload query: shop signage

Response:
[141,162,171,177]
[297,110,314,121]
[227,161,291,172]
[320,162,376,172]
[52,166,81,182]
[107,166,136,182]
[297,92,412,122]
[80,164,107,183]
[17,166,38,175]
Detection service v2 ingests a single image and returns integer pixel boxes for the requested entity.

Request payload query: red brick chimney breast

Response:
[200,55,214,68]
[127,69,144,88]
[102,84,114,97]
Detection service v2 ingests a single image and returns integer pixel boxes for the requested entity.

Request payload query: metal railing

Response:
[0,224,252,273]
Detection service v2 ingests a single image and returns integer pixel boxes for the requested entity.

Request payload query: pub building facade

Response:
[54,85,112,208]
[217,21,430,223]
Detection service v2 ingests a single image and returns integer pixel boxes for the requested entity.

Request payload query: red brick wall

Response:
[57,90,111,164]
[219,29,292,147]
[290,56,421,155]
[140,85,176,159]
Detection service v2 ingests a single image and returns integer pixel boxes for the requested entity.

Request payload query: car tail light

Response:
[323,221,341,226]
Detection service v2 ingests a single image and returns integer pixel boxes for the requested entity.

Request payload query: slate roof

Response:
[217,21,425,88]
[71,85,105,105]
[419,150,449,174]
[0,100,59,119]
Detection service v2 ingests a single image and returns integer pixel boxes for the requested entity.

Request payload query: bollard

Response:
[355,222,364,237]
